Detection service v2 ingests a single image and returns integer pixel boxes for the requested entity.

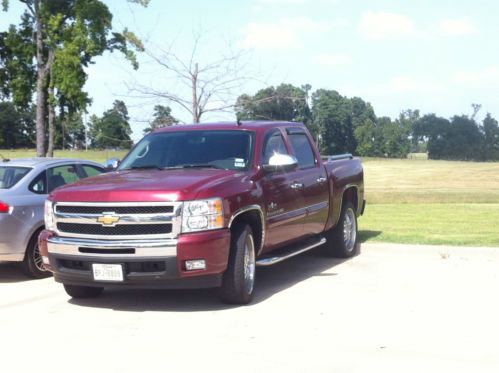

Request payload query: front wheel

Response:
[323,201,359,258]
[219,225,256,304]
[63,284,104,299]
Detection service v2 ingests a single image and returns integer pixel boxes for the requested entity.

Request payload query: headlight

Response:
[182,198,223,233]
[44,200,56,231]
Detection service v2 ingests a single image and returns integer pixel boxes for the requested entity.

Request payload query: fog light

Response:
[42,256,50,265]
[185,259,206,271]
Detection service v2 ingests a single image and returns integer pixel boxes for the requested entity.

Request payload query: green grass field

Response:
[361,158,499,246]
[2,149,498,246]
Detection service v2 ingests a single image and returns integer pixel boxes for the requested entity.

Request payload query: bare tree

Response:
[127,34,255,123]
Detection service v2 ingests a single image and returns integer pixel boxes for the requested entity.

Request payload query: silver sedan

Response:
[0,157,105,278]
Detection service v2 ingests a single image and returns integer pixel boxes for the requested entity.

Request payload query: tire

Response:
[219,224,256,304]
[64,284,104,299]
[20,229,51,279]
[323,201,359,258]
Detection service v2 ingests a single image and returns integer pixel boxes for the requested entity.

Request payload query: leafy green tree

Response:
[143,105,178,134]
[311,89,355,154]
[236,84,311,123]
[0,101,35,148]
[2,0,148,156]
[481,113,499,161]
[89,100,132,149]
[377,116,411,158]
[55,111,86,150]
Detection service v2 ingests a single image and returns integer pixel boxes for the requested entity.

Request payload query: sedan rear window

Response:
[0,166,31,189]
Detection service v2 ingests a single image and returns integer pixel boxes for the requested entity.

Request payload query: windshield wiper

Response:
[124,165,163,170]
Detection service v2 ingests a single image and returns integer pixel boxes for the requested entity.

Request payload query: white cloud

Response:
[359,11,420,40]
[453,66,499,84]
[385,76,445,93]
[314,53,352,65]
[241,16,331,49]
[437,18,478,36]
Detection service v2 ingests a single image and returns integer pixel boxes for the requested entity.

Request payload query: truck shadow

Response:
[0,262,34,283]
[358,230,382,243]
[68,245,358,312]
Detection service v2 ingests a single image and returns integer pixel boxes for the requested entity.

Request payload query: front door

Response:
[260,128,306,252]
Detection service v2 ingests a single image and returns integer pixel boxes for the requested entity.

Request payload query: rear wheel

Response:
[63,284,104,299]
[219,224,256,304]
[324,201,359,258]
[21,229,51,279]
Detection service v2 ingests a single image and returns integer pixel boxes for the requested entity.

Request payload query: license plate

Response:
[92,263,124,282]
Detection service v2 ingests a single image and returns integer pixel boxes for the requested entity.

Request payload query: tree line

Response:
[235,84,499,161]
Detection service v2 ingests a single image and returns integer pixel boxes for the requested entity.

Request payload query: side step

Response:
[256,237,326,267]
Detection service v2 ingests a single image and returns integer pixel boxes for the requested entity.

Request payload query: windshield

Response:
[0,166,31,189]
[119,130,255,171]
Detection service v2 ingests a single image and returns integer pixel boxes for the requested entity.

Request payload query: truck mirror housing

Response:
[104,158,120,171]
[262,153,298,172]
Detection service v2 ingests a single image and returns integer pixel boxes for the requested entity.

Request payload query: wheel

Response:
[219,224,256,304]
[20,229,51,279]
[324,201,359,258]
[63,284,104,298]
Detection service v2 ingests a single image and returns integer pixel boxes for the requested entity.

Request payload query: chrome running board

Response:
[256,237,326,267]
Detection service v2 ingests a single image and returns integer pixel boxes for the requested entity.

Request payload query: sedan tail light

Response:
[0,200,10,213]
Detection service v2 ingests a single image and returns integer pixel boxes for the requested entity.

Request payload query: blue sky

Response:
[2,0,498,140]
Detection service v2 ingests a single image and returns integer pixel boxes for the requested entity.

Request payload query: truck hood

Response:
[50,169,246,202]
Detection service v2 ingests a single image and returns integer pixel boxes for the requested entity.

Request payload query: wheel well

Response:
[230,210,263,252]
[342,187,358,211]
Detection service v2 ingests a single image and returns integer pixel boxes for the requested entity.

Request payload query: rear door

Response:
[285,128,329,236]
[260,128,306,251]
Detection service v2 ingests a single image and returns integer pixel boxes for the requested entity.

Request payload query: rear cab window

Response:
[0,166,31,189]
[286,129,317,169]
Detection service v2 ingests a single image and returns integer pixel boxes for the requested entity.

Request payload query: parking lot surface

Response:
[1,242,499,373]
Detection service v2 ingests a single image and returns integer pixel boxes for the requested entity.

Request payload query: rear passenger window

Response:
[288,133,316,169]
[29,171,47,194]
[262,131,288,165]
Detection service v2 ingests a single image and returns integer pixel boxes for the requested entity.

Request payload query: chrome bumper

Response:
[47,236,177,258]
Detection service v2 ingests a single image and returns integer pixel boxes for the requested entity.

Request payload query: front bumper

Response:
[39,229,231,289]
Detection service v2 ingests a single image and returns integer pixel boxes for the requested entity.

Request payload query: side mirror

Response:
[262,153,298,173]
[104,158,120,171]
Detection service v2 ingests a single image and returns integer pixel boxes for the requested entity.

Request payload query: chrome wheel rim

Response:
[243,234,256,294]
[33,243,46,272]
[343,208,357,252]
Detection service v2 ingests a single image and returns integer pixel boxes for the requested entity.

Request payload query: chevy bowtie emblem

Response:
[97,213,120,226]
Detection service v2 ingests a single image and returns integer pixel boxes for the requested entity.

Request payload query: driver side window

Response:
[262,130,288,165]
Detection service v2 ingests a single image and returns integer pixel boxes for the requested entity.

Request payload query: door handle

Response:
[291,182,304,189]
[316,176,327,183]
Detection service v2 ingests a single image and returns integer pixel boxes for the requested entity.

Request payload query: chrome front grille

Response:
[53,202,182,240]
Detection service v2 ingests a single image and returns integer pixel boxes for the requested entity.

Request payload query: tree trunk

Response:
[192,63,199,123]
[47,51,55,157]
[34,0,47,157]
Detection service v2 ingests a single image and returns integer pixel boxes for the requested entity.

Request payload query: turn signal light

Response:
[0,201,10,213]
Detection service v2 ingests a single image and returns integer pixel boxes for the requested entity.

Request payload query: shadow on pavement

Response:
[68,246,356,312]
[0,262,34,283]
[358,230,382,243]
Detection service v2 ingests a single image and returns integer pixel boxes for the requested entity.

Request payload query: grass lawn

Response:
[360,158,499,246]
[359,204,499,246]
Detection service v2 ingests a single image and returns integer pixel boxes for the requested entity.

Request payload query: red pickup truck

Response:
[39,121,365,304]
